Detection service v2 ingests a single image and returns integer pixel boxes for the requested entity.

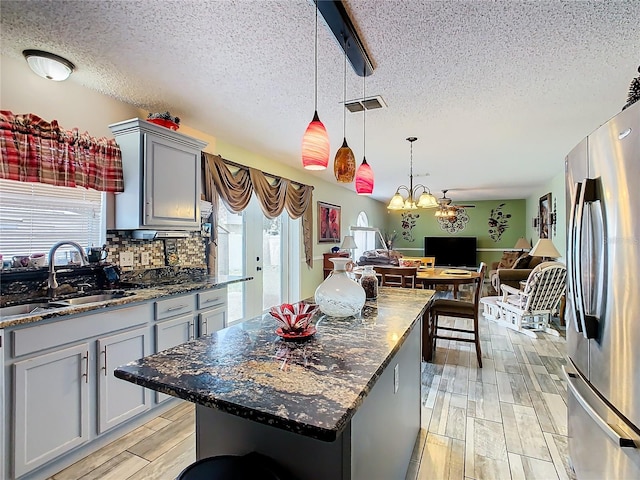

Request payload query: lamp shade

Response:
[302,111,329,170]
[340,235,358,250]
[387,192,405,210]
[334,138,356,182]
[513,237,531,250]
[23,49,75,81]
[355,157,374,195]
[417,191,438,208]
[530,238,561,258]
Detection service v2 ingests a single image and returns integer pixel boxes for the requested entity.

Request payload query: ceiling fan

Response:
[435,190,475,218]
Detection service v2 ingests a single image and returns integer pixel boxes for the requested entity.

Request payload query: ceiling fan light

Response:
[417,192,438,208]
[387,192,405,210]
[355,157,374,195]
[302,111,329,170]
[23,49,75,81]
[334,138,356,182]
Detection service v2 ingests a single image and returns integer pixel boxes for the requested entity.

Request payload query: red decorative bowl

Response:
[147,118,179,130]
[270,302,320,333]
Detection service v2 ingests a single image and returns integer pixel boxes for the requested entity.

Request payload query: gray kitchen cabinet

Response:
[155,312,195,404]
[13,343,90,478]
[97,326,150,434]
[198,306,226,337]
[109,118,208,230]
[197,288,227,337]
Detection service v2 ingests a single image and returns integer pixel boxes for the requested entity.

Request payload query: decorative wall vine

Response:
[401,212,420,242]
[487,203,511,241]
[437,208,469,234]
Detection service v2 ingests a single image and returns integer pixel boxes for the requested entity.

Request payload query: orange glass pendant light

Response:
[302,3,329,170]
[334,138,356,182]
[334,37,356,182]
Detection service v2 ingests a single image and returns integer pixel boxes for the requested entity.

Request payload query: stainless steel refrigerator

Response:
[564,100,640,479]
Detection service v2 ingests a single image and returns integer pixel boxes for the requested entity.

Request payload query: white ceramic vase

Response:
[314,257,366,317]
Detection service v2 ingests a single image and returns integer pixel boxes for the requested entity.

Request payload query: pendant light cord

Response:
[363,72,366,157]
[314,2,318,111]
[343,37,347,138]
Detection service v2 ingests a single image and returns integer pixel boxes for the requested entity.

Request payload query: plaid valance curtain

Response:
[0,111,124,192]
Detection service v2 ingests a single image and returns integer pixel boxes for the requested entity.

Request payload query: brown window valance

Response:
[0,111,124,192]
[202,152,314,270]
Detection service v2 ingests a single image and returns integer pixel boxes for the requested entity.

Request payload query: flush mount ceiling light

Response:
[301,4,330,171]
[387,137,438,210]
[23,49,75,81]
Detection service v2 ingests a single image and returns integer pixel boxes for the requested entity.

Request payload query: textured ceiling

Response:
[2,0,639,203]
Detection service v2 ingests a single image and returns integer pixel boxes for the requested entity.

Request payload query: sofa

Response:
[489,253,544,295]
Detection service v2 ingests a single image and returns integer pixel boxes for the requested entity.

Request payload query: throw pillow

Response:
[513,254,532,269]
[497,251,521,269]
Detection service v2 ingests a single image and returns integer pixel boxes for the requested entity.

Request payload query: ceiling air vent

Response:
[344,95,387,113]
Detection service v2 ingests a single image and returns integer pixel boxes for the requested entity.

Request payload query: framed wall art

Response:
[539,193,552,239]
[318,201,341,243]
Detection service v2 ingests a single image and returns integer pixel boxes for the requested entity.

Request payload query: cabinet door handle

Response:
[201,298,221,305]
[203,318,208,336]
[166,304,188,312]
[189,321,194,340]
[102,346,108,376]
[83,351,89,383]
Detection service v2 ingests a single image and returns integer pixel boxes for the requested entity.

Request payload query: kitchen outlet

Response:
[394,364,399,394]
[119,252,134,267]
[140,252,150,265]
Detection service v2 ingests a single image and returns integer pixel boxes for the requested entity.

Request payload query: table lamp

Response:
[513,237,531,252]
[340,235,358,260]
[529,238,561,261]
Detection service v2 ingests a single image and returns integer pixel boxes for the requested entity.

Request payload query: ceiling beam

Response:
[316,0,374,77]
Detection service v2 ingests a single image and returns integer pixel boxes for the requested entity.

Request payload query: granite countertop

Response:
[0,273,252,329]
[115,287,434,441]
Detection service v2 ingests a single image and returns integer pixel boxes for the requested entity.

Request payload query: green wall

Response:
[387,199,527,268]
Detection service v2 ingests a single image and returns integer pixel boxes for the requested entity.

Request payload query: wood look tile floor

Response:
[50,314,574,480]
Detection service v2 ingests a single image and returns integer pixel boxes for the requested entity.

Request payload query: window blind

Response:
[0,179,105,263]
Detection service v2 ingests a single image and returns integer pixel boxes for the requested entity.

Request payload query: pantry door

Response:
[216,197,300,323]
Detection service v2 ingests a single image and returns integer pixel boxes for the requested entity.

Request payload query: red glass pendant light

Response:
[355,157,374,194]
[302,4,329,170]
[354,72,373,194]
[334,37,356,182]
[302,111,330,170]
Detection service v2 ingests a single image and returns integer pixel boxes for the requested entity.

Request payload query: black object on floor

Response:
[176,452,295,480]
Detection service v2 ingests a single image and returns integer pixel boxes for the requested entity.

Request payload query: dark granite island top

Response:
[114,287,433,442]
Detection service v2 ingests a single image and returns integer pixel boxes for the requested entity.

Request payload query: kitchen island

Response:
[115,287,434,480]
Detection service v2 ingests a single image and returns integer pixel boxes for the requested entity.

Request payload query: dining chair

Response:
[428,262,487,367]
[374,266,420,288]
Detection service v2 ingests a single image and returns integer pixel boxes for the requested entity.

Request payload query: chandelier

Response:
[387,137,438,210]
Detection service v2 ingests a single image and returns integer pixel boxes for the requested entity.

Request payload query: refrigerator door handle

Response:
[568,182,583,334]
[564,365,636,448]
[575,178,599,339]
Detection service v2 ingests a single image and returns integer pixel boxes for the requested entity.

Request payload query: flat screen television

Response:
[424,236,477,267]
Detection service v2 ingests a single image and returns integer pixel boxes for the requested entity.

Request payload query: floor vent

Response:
[345,95,386,113]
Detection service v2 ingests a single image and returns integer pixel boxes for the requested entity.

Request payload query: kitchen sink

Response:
[51,291,134,306]
[0,302,55,317]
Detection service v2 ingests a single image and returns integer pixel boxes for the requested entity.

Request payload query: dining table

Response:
[416,267,481,298]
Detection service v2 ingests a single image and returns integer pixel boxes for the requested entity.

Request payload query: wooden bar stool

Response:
[428,263,486,367]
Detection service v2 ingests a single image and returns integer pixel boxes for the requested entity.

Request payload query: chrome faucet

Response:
[48,241,89,293]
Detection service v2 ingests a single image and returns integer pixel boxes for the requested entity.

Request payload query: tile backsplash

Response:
[105,231,207,271]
